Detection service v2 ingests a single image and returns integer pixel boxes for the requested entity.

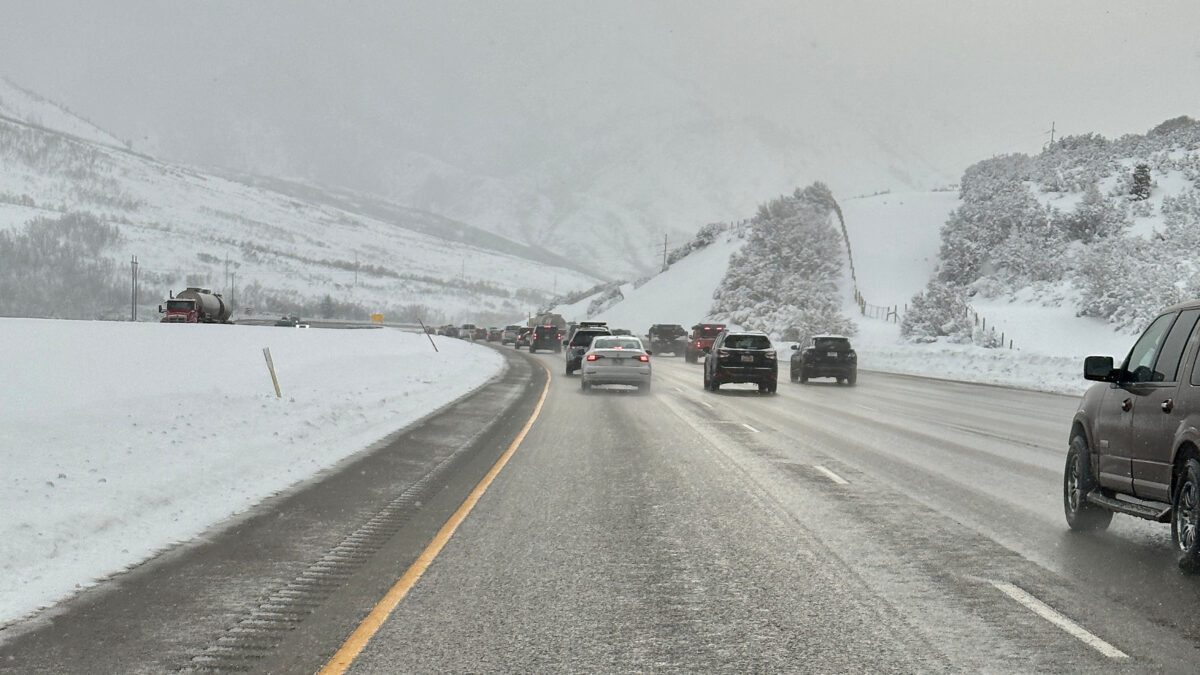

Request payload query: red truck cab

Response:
[161,298,199,323]
[685,323,726,363]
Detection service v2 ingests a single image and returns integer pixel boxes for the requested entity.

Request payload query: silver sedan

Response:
[580,336,652,393]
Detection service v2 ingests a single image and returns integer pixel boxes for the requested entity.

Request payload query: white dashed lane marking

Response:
[989,581,1128,660]
[813,465,849,485]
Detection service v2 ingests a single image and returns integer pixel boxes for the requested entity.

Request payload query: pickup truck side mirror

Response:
[645,350,653,356]
[1084,355,1117,382]
[158,304,164,314]
[790,344,799,350]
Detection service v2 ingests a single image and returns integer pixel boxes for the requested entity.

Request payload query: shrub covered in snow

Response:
[710,182,855,340]
[0,212,128,319]
[900,281,974,343]
[586,283,625,317]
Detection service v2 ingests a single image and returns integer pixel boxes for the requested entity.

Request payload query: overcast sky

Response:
[2,0,1197,193]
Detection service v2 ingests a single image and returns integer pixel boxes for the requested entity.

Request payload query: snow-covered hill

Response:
[0,77,122,148]
[0,91,600,324]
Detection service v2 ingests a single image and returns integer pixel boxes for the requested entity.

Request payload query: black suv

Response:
[1065,300,1200,566]
[529,324,563,353]
[791,335,857,385]
[647,324,687,356]
[703,331,777,393]
[565,327,612,375]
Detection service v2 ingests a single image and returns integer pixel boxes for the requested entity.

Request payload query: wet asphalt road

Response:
[6,344,1200,672]
[347,351,1200,673]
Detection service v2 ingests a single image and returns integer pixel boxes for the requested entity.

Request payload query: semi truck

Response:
[159,287,234,324]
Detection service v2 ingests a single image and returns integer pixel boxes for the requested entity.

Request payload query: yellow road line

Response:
[318,363,552,674]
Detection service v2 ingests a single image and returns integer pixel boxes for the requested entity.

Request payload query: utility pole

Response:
[224,254,230,294]
[661,234,669,272]
[130,255,139,321]
[1045,121,1056,149]
[230,271,237,310]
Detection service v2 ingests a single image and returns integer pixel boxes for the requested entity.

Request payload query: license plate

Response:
[741,355,754,363]
[826,351,838,357]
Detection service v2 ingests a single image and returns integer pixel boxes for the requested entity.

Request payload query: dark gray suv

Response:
[1065,300,1200,566]
[565,328,611,375]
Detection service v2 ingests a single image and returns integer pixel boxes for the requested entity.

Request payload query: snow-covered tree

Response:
[710,182,855,338]
[1131,163,1152,200]
[900,280,974,343]
[1055,183,1128,242]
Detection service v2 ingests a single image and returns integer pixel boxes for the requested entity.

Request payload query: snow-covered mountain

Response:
[0,84,601,324]
[0,77,123,148]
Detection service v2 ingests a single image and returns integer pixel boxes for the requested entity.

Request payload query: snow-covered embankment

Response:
[0,319,504,626]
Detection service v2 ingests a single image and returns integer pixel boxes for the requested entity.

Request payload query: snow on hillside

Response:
[0,78,122,147]
[559,234,744,331]
[0,113,599,323]
[840,191,959,308]
[0,318,503,627]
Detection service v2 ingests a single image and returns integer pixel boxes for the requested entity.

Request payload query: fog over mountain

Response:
[2,1,1197,274]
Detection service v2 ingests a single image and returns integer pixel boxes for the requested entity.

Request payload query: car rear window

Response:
[570,330,608,346]
[593,337,642,350]
[723,334,771,350]
[814,338,851,351]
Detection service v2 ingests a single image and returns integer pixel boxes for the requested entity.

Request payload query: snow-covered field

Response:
[0,318,504,627]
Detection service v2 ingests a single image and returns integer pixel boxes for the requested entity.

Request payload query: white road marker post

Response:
[263,347,282,398]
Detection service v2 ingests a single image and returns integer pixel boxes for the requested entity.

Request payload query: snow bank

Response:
[0,319,504,626]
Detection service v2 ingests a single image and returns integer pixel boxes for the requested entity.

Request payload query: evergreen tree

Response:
[710,182,855,340]
[1131,163,1152,200]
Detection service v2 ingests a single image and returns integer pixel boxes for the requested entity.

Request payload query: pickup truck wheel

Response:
[799,370,808,384]
[1172,458,1200,568]
[847,372,857,386]
[1064,436,1112,532]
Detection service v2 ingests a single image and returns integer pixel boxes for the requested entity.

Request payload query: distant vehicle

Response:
[704,330,777,393]
[581,336,652,394]
[1065,301,1200,567]
[440,325,461,339]
[565,327,613,375]
[501,324,522,345]
[274,315,302,327]
[685,323,726,363]
[473,326,488,340]
[159,287,233,324]
[646,323,687,356]
[567,320,607,343]
[529,324,563,353]
[609,328,632,336]
[295,322,311,329]
[791,335,857,385]
[528,312,566,330]
[514,327,532,349]
[460,323,478,339]
[485,327,502,341]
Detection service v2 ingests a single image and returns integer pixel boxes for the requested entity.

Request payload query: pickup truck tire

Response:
[686,351,697,364]
[847,372,857,386]
[799,370,808,384]
[1172,457,1200,568]
[1064,436,1112,532]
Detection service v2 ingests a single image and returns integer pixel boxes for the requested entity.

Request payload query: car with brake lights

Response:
[529,324,563,353]
[646,323,687,356]
[514,327,531,349]
[703,330,777,393]
[1064,300,1200,567]
[565,326,613,375]
[580,336,652,394]
[685,323,726,363]
[791,335,857,385]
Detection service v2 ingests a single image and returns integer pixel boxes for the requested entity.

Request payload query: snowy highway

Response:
[4,344,1200,672]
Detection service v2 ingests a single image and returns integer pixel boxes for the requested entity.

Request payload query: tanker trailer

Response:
[159,287,233,323]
